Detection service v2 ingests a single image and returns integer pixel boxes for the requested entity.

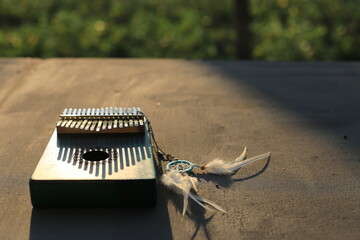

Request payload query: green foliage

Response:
[251,0,360,60]
[0,0,359,60]
[0,0,235,59]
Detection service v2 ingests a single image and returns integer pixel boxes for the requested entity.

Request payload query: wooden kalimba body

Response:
[30,107,157,208]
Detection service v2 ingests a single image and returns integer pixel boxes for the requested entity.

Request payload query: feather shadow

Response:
[163,185,215,240]
[188,202,215,240]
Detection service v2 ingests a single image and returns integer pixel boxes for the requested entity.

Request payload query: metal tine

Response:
[81,108,86,118]
[62,108,68,115]
[129,119,134,127]
[128,108,132,115]
[96,120,103,131]
[134,119,139,127]
[102,120,108,130]
[124,120,129,128]
[90,120,98,131]
[110,107,113,115]
[137,107,141,115]
[139,119,144,126]
[119,119,123,128]
[85,120,92,130]
[73,108,77,115]
[119,107,123,115]
[65,120,73,128]
[123,108,127,116]
[70,120,77,128]
[114,107,119,115]
[113,119,118,128]
[68,108,73,115]
[61,120,68,127]
[96,108,100,116]
[74,109,81,127]
[108,120,113,129]
[80,119,88,129]
[75,119,82,128]
[56,120,63,127]
[133,107,137,115]
[86,108,91,115]
[91,108,96,115]
[100,108,105,115]
[105,107,109,115]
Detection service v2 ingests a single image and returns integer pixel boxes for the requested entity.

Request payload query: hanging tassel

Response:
[161,171,226,215]
[201,148,271,175]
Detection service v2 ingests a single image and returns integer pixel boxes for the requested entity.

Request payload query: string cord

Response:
[140,112,177,162]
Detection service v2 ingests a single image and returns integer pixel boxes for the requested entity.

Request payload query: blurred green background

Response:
[0,0,359,60]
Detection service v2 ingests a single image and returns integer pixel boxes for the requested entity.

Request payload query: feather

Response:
[161,171,198,215]
[161,171,225,215]
[190,194,227,213]
[187,174,198,192]
[188,193,213,212]
[182,191,189,216]
[234,146,247,162]
[204,151,271,175]
[204,159,234,175]
[227,152,271,171]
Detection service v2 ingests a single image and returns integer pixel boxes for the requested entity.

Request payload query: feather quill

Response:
[204,150,271,175]
[190,194,227,213]
[234,146,247,162]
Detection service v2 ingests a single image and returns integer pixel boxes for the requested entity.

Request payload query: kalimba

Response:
[29,107,157,207]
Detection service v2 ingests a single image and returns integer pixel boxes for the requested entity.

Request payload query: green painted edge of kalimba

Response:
[29,179,157,208]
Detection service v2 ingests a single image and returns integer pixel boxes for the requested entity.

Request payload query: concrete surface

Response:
[0,59,359,240]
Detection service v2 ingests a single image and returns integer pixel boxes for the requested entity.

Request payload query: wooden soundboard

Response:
[29,107,157,208]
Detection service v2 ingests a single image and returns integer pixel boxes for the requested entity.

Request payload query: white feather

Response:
[204,159,234,175]
[234,147,247,162]
[204,151,271,175]
[161,171,225,215]
[191,194,227,214]
[187,175,198,192]
[182,191,189,216]
[161,171,198,215]
[227,152,271,171]
[189,193,213,212]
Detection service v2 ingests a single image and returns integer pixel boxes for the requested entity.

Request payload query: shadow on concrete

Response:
[29,188,173,240]
[187,206,215,240]
[164,190,216,240]
[202,61,360,151]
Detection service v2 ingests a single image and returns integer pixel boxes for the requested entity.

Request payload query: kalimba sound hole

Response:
[82,151,109,161]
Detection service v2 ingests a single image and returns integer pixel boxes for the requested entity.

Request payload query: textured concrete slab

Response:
[0,59,359,240]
